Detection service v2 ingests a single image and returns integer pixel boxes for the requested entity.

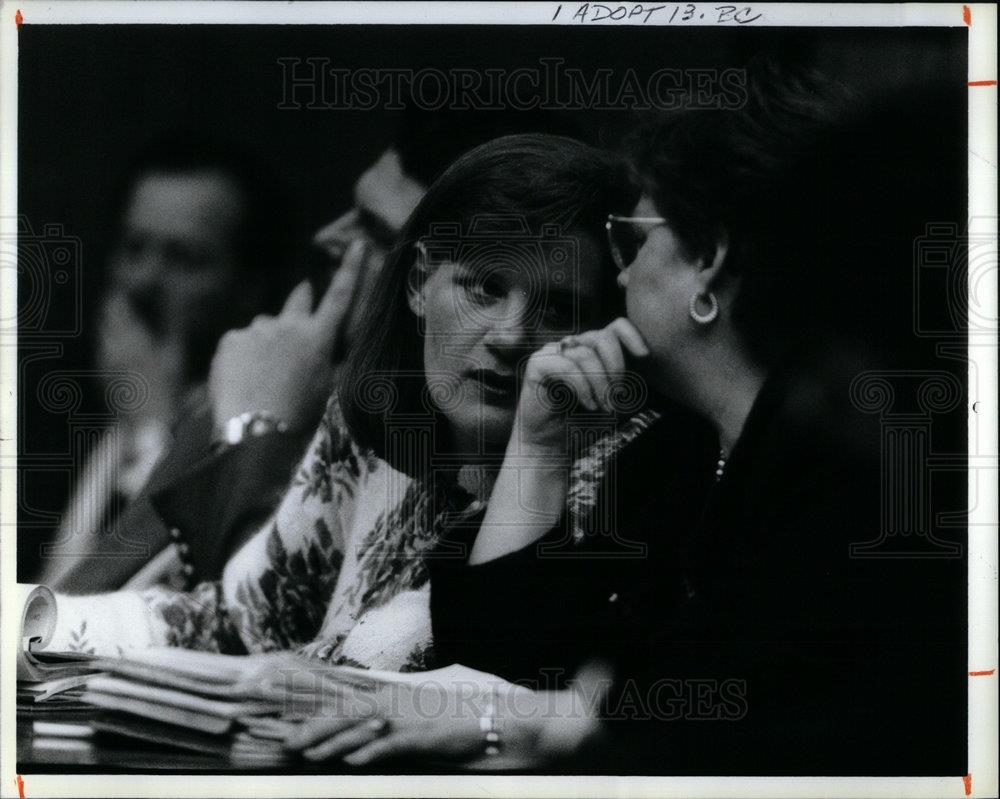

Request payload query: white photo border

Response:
[0,2,996,798]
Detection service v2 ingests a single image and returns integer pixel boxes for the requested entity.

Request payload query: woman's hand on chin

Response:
[466,318,650,565]
[514,317,650,454]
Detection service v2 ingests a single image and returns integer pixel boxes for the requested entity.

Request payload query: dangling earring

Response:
[689,291,719,325]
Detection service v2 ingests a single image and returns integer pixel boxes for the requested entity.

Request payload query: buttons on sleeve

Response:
[169,526,197,588]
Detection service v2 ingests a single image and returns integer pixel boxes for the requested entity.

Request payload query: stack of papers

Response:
[17,585,104,713]
[17,583,471,766]
[18,673,96,714]
[76,647,373,765]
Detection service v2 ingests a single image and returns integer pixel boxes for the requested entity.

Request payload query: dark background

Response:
[17,24,968,579]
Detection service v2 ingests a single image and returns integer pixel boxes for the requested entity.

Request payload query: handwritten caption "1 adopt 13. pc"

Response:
[554,4,762,24]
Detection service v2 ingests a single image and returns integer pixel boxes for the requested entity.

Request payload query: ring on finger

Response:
[558,336,580,354]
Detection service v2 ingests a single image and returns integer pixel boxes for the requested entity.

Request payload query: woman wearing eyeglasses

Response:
[300,60,965,774]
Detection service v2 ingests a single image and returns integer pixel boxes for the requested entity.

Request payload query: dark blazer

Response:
[50,401,311,593]
[429,356,967,775]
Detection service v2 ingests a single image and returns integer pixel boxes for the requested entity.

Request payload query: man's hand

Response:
[208,239,365,433]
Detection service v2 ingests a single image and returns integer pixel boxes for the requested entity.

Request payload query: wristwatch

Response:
[219,411,290,448]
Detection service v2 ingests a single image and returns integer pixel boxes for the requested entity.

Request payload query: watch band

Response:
[479,685,502,757]
[220,411,289,448]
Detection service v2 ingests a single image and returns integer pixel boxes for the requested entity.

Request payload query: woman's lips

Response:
[469,368,518,400]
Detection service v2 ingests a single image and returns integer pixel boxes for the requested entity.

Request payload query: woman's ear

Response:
[696,230,730,291]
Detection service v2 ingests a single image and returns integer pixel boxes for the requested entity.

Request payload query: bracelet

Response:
[479,685,502,757]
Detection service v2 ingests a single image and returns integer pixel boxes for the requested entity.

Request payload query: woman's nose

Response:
[483,317,529,350]
[616,267,629,289]
[482,295,532,350]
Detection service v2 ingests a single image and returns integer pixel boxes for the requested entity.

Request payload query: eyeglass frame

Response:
[605,214,667,272]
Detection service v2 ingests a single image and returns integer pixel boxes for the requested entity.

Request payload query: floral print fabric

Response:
[45,397,661,672]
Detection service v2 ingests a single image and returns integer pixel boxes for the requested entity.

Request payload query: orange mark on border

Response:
[970,668,996,676]
[962,5,971,25]
[14,774,25,799]
[14,8,23,28]
[963,773,972,795]
[968,80,998,87]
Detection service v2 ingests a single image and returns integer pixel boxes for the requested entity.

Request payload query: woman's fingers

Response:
[607,317,650,358]
[573,329,626,379]
[284,715,359,750]
[537,360,598,412]
[301,718,390,762]
[526,318,650,418]
[342,729,427,766]
[559,344,611,412]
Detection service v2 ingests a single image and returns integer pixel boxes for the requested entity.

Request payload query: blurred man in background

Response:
[37,136,296,588]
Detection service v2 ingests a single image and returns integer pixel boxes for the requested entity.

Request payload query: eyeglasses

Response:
[605,214,667,272]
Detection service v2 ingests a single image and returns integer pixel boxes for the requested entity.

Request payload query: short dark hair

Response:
[624,57,858,365]
[339,133,638,474]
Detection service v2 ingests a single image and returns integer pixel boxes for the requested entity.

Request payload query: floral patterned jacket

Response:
[44,396,660,672]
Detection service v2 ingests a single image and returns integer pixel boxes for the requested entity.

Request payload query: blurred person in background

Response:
[37,135,297,589]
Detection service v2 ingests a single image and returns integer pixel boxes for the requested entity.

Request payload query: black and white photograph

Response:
[1,2,996,797]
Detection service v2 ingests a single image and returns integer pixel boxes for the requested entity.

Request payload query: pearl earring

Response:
[689,291,719,325]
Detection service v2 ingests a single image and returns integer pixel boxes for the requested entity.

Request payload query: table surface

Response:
[16,713,317,774]
[15,708,523,775]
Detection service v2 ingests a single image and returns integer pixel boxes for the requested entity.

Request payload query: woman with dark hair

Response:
[32,133,651,677]
[338,131,627,470]
[302,61,965,774]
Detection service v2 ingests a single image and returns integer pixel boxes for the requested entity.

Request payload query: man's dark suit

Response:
[47,401,311,594]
